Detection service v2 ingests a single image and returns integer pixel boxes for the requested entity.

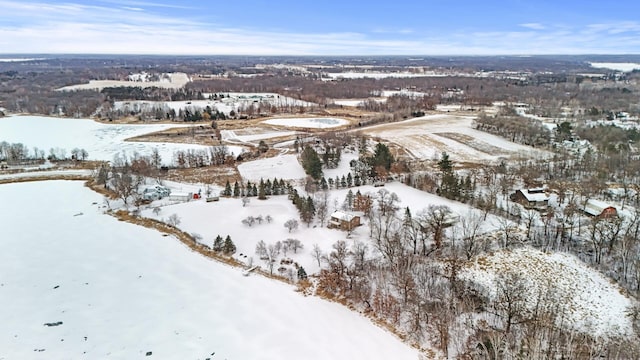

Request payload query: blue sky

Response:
[1,0,639,55]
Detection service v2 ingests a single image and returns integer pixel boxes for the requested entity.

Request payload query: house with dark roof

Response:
[510,188,550,211]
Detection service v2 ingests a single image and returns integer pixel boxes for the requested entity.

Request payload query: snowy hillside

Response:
[0,181,419,359]
[461,247,635,338]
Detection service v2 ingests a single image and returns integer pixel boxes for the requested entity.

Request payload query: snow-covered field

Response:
[57,73,190,91]
[144,180,502,276]
[0,181,419,359]
[263,117,349,129]
[323,72,446,80]
[361,114,548,162]
[221,129,297,146]
[0,115,226,164]
[114,92,315,117]
[590,62,640,72]
[237,154,306,181]
[332,98,386,107]
[461,247,634,338]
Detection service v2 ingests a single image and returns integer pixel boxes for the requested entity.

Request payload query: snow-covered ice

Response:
[0,181,420,360]
[0,115,224,164]
[263,117,349,129]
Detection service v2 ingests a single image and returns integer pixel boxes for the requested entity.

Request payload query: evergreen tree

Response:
[354,174,361,186]
[264,179,272,196]
[233,181,240,197]
[223,235,236,254]
[223,180,232,197]
[258,179,267,200]
[212,235,224,252]
[341,175,347,188]
[370,142,394,171]
[437,152,460,200]
[251,184,258,197]
[344,189,354,210]
[297,266,308,280]
[346,173,353,187]
[301,145,323,180]
[300,196,315,227]
[320,177,328,190]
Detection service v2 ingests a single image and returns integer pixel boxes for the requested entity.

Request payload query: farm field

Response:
[57,72,191,91]
[0,181,420,360]
[361,114,549,162]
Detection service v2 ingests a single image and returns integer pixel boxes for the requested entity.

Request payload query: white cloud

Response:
[520,23,546,30]
[372,28,414,35]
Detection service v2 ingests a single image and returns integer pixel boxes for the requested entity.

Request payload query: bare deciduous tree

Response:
[284,219,299,233]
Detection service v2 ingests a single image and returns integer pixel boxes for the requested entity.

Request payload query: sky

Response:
[0,0,639,55]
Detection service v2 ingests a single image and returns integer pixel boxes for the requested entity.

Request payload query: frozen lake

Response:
[0,115,242,164]
[0,181,419,359]
[263,117,349,128]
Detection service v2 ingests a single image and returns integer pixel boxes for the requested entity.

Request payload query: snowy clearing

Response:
[237,154,306,181]
[114,92,315,117]
[0,115,233,164]
[221,129,297,145]
[144,180,502,276]
[332,99,367,107]
[263,117,349,129]
[0,181,419,359]
[461,247,635,338]
[57,73,190,91]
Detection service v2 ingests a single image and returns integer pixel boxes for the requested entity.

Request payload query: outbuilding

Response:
[582,199,617,218]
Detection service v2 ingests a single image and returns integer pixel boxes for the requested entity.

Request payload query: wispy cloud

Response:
[97,0,195,10]
[372,28,414,35]
[520,23,546,30]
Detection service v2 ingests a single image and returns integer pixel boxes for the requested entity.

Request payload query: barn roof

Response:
[583,199,616,216]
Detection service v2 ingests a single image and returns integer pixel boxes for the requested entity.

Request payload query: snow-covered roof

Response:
[583,199,616,216]
[330,211,358,222]
[519,189,549,202]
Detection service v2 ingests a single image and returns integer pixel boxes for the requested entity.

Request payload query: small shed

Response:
[328,211,360,231]
[583,199,617,218]
[510,188,549,210]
